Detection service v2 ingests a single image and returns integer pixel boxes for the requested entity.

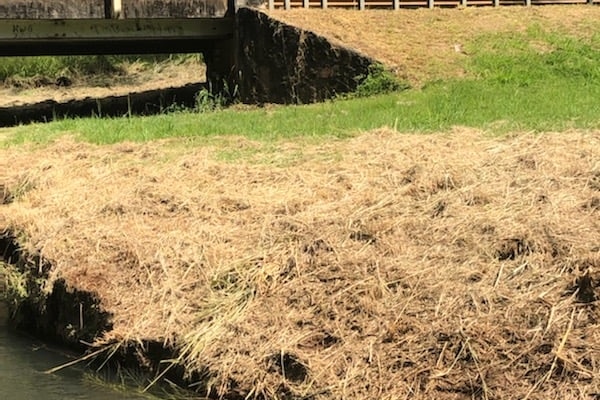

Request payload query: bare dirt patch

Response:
[268,5,600,85]
[0,129,599,399]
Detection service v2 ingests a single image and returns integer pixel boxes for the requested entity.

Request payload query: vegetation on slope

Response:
[3,23,600,145]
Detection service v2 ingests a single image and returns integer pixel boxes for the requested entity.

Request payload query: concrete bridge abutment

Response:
[205,6,375,104]
[0,1,375,105]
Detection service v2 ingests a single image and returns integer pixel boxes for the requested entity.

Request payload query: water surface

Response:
[0,328,148,400]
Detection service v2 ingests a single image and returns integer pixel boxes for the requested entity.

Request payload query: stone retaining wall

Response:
[235,7,374,104]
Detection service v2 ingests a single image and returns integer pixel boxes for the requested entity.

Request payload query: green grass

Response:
[0,56,123,82]
[3,26,600,146]
[0,54,197,84]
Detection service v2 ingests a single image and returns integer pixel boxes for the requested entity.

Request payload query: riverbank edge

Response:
[0,231,199,395]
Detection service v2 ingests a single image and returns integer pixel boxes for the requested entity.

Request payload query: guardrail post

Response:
[359,0,365,9]
[104,0,122,18]
[393,0,399,9]
[268,0,275,9]
[304,0,310,8]
[104,0,111,18]
[493,0,499,5]
[428,0,434,8]
[322,0,328,8]
[284,0,291,9]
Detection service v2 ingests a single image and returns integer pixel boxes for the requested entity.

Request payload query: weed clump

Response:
[352,64,409,97]
[0,261,28,314]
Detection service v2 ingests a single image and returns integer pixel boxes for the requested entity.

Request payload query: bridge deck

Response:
[0,17,234,55]
[0,1,234,55]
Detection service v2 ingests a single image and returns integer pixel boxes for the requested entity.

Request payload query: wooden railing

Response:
[268,0,595,9]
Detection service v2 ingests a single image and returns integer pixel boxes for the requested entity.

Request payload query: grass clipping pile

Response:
[1,129,600,399]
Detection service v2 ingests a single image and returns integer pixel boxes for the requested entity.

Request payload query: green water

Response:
[0,328,148,400]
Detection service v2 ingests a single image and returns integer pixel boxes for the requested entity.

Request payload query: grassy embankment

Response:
[2,25,600,145]
[0,55,122,84]
[1,18,600,400]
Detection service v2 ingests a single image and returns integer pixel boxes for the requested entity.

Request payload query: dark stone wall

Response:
[235,7,374,104]
[0,1,105,19]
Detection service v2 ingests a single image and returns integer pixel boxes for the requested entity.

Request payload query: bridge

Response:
[0,1,374,106]
[0,1,237,95]
[0,1,235,55]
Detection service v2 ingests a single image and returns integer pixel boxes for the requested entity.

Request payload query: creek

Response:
[0,327,148,400]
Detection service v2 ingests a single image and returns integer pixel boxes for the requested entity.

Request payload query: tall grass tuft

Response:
[352,63,410,98]
[0,54,199,86]
[0,56,124,83]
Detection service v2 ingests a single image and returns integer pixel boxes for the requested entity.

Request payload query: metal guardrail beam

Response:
[270,0,595,9]
[0,17,234,55]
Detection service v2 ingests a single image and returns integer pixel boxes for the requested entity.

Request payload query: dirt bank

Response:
[0,129,599,399]
[0,83,205,127]
[0,270,7,325]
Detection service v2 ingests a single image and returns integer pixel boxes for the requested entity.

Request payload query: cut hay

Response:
[0,128,599,399]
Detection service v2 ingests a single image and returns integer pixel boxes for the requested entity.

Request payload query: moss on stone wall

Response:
[236,8,375,104]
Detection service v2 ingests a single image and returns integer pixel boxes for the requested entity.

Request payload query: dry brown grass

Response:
[0,128,599,399]
[268,5,600,85]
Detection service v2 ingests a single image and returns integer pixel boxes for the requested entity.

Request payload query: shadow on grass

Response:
[0,82,207,128]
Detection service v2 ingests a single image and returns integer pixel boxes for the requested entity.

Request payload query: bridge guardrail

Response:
[268,0,595,9]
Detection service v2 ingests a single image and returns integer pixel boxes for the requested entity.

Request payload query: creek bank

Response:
[0,299,7,326]
[0,230,213,396]
[0,83,205,128]
[0,231,110,348]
